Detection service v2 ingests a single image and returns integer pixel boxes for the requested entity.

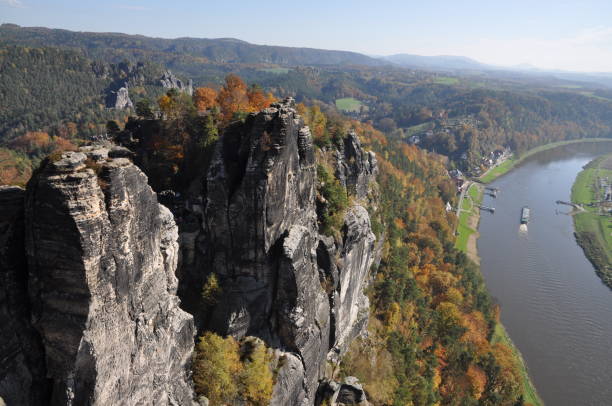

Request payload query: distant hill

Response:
[382,53,490,71]
[0,24,386,67]
[0,44,173,140]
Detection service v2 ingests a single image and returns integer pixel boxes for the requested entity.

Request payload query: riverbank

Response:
[480,138,612,184]
[571,154,612,288]
[454,183,483,264]
[491,324,543,406]
[455,186,544,406]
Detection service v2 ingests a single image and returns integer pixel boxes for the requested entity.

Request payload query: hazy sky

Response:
[2,0,612,72]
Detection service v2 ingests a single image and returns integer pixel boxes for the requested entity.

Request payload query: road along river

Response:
[477,141,612,406]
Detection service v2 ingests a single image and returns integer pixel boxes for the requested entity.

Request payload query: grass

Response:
[480,138,612,184]
[433,76,459,85]
[404,122,433,137]
[571,155,612,287]
[492,324,544,406]
[579,91,610,101]
[454,183,482,252]
[258,67,290,74]
[468,183,483,204]
[335,97,363,112]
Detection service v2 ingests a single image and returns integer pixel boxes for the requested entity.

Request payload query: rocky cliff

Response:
[160,70,193,96]
[0,99,379,405]
[0,147,196,405]
[0,186,48,405]
[176,99,380,405]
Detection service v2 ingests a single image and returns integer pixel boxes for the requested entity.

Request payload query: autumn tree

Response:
[247,84,275,112]
[300,105,328,147]
[217,74,250,122]
[158,89,193,120]
[216,74,275,123]
[193,333,242,404]
[239,340,274,406]
[193,87,218,112]
[10,131,51,153]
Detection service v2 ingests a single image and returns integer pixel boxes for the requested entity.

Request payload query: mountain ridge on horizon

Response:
[2,22,612,87]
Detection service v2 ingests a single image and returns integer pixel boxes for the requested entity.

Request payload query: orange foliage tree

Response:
[217,74,250,122]
[10,131,51,153]
[193,87,218,112]
[217,74,275,123]
[247,85,276,112]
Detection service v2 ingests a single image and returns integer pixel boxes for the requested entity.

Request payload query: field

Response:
[571,154,612,287]
[335,97,363,112]
[258,67,290,74]
[454,183,482,258]
[433,76,459,85]
[554,84,584,89]
[480,138,612,184]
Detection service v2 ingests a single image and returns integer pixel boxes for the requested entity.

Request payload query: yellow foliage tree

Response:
[240,341,274,406]
[158,94,176,119]
[193,332,242,404]
[201,273,222,306]
[491,342,523,402]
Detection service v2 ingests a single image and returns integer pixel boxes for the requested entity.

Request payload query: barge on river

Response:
[520,206,530,224]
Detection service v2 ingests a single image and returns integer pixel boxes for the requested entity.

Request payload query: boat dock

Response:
[485,187,499,198]
[478,205,496,213]
[556,200,582,210]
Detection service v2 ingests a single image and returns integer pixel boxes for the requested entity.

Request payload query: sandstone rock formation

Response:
[113,86,134,109]
[334,132,378,200]
[317,376,370,406]
[0,99,379,406]
[0,147,196,405]
[0,186,48,405]
[160,70,193,96]
[176,99,379,405]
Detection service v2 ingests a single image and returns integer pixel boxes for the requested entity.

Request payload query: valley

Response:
[1,15,612,406]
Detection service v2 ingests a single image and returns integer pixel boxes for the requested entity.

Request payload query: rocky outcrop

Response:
[177,99,379,405]
[335,132,378,200]
[160,70,193,96]
[0,186,48,405]
[317,377,369,406]
[0,146,196,405]
[112,86,133,109]
[1,98,379,405]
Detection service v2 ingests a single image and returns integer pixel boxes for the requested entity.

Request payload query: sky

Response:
[2,0,612,72]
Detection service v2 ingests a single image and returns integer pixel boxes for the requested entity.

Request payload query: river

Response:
[477,141,612,406]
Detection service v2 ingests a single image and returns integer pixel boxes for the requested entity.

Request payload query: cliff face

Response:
[178,100,379,405]
[0,186,48,405]
[0,100,379,406]
[0,147,196,405]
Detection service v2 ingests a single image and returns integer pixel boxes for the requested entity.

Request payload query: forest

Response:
[3,27,612,184]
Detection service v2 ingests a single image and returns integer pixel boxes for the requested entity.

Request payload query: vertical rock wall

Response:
[0,186,48,405]
[178,99,380,405]
[1,148,196,405]
[0,99,380,406]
